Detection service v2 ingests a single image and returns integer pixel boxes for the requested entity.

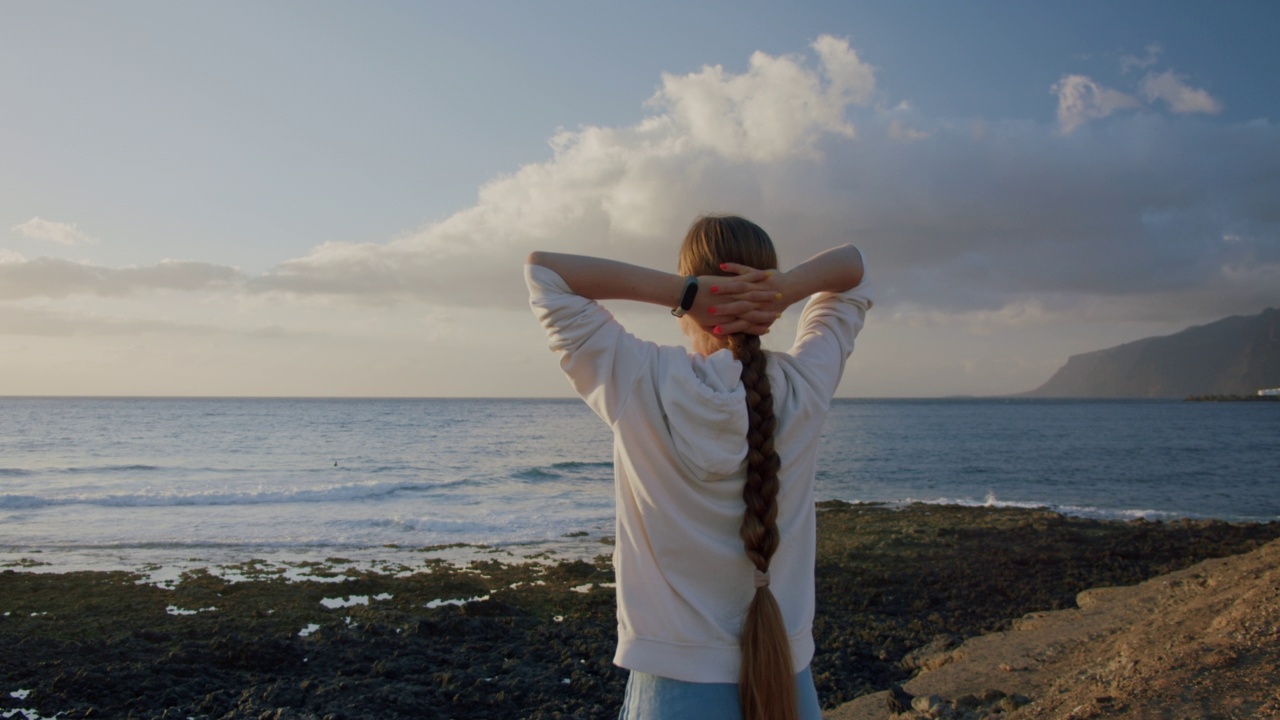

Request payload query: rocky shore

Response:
[828,530,1280,719]
[3,503,1278,719]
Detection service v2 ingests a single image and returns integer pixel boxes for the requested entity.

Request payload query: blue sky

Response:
[2,1,1277,396]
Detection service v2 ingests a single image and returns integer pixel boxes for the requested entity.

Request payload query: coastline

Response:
[3,503,1278,719]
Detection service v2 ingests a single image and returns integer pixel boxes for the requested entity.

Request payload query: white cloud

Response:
[1051,59,1222,133]
[253,35,876,302]
[1140,70,1222,114]
[245,36,1278,338]
[0,36,1273,398]
[11,37,1274,360]
[0,257,242,299]
[11,217,98,245]
[1052,74,1141,134]
[649,35,875,163]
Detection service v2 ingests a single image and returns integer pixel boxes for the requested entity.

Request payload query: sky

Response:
[2,1,1278,398]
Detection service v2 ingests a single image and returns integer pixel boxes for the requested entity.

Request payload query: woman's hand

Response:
[687,263,789,336]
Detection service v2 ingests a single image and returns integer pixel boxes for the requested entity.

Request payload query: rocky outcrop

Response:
[826,536,1280,720]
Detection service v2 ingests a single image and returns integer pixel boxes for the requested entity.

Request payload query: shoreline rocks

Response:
[3,503,1278,719]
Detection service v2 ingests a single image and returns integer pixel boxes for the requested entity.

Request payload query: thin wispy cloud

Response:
[0,257,242,300]
[0,304,310,338]
[1140,70,1222,114]
[1120,43,1163,74]
[887,119,931,142]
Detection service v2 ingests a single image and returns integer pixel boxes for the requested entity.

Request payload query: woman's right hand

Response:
[691,263,789,336]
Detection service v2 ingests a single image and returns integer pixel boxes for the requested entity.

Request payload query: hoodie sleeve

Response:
[526,263,650,424]
[785,251,874,400]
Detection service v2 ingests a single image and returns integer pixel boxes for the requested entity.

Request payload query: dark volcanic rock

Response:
[2,504,1278,718]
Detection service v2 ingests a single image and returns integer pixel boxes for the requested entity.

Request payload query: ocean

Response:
[2,397,1277,578]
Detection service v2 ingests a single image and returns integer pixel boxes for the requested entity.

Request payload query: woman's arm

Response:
[722,244,864,312]
[779,244,864,304]
[528,243,863,334]
[526,251,777,334]
[527,252,693,307]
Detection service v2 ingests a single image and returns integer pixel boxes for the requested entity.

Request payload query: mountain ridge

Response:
[1021,307,1280,398]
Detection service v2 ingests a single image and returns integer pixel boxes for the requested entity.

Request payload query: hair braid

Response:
[728,333,796,720]
[677,215,792,718]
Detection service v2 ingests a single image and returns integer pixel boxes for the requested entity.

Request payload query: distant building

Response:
[1259,388,1280,397]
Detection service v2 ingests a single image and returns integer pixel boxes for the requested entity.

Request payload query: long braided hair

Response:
[678,216,795,720]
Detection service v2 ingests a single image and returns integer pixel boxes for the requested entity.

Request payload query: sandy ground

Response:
[826,538,1280,720]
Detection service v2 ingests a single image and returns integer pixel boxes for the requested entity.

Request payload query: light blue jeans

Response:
[618,666,822,719]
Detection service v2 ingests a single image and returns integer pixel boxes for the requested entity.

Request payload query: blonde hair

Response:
[678,216,795,720]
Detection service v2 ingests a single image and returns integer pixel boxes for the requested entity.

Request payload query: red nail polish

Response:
[719,263,729,271]
[710,285,719,294]
[713,326,723,334]
[708,306,717,315]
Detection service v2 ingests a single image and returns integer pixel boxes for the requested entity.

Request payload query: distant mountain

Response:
[1023,308,1280,398]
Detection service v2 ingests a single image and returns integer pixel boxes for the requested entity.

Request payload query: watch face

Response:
[680,277,698,310]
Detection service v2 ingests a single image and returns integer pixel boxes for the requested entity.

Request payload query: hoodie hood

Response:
[654,346,749,479]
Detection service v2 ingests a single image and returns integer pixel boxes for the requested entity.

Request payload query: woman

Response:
[527,215,871,720]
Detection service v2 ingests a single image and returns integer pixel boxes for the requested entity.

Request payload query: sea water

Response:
[1,397,1277,575]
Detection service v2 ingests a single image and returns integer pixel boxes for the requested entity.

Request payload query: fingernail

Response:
[708,306,717,315]
[764,271,772,278]
[713,326,723,334]
[776,312,782,319]
[710,285,720,294]
[719,263,729,271]
[774,293,782,301]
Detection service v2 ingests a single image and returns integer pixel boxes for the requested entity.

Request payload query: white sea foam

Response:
[426,594,489,608]
[321,596,367,609]
[166,605,216,615]
[866,493,1200,522]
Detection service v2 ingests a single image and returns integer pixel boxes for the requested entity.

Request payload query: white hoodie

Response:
[526,261,872,683]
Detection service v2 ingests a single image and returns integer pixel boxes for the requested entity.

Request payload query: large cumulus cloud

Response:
[245,35,1278,327]
[249,36,883,305]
